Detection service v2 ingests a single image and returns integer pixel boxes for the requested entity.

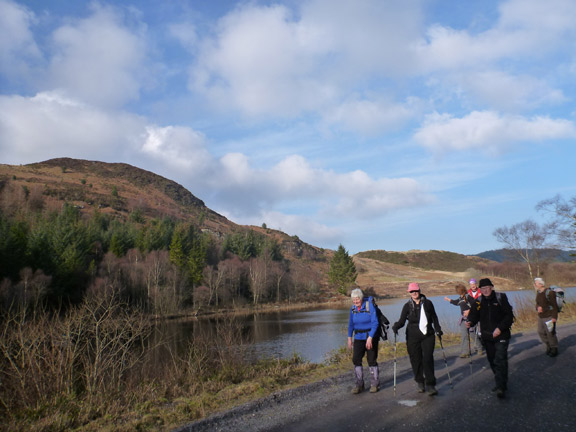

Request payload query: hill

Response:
[0,158,327,264]
[356,249,491,272]
[353,250,518,298]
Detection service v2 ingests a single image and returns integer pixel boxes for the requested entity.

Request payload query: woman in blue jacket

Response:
[348,288,380,393]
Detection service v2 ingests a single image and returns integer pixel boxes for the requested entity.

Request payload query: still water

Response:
[170,287,575,364]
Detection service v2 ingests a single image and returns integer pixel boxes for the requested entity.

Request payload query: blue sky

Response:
[1,0,575,255]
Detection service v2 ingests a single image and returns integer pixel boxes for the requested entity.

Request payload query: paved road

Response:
[175,322,576,432]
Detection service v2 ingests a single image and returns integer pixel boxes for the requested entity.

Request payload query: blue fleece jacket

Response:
[348,296,379,340]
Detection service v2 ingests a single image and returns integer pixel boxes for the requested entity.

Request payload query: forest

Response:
[0,177,327,316]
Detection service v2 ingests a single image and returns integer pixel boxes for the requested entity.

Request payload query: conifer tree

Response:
[328,244,357,295]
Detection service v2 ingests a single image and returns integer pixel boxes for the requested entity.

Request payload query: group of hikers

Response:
[347,277,561,399]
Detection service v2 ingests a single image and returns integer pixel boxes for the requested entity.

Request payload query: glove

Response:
[392,323,400,334]
[436,330,443,337]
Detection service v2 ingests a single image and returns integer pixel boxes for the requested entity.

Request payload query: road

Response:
[174,322,576,432]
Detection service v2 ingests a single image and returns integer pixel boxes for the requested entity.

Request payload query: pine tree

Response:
[328,244,357,295]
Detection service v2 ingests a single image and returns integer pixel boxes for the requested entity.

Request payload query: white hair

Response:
[534,278,545,285]
[350,288,364,299]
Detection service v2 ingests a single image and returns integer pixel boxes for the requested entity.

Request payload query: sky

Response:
[1,0,575,256]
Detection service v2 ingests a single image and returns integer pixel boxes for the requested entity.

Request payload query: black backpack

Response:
[495,291,516,324]
[363,297,390,341]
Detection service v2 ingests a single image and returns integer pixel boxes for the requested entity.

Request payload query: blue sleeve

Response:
[368,297,379,338]
[348,308,354,337]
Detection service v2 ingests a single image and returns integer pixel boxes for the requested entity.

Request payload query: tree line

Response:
[0,189,326,314]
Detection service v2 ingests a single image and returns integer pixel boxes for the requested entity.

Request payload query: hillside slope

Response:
[0,158,327,263]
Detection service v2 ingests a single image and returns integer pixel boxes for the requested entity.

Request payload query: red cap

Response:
[408,282,420,292]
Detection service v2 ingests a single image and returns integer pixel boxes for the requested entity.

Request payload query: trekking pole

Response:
[393,332,397,396]
[437,334,453,390]
[466,324,473,375]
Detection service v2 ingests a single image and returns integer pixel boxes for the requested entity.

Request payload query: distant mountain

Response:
[475,248,576,263]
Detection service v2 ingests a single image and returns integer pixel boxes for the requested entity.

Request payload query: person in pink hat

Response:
[392,282,442,395]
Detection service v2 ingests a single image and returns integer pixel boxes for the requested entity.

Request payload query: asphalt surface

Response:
[174,322,576,432]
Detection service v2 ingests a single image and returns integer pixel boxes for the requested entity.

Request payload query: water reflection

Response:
[162,287,575,364]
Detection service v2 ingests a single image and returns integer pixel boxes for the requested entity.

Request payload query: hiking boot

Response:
[496,388,506,399]
[417,382,425,393]
[352,366,364,394]
[369,366,379,393]
[427,386,438,396]
[548,347,558,357]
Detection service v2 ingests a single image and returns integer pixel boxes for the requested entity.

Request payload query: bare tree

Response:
[248,257,268,306]
[536,194,576,249]
[203,264,224,306]
[493,219,555,281]
[270,260,289,303]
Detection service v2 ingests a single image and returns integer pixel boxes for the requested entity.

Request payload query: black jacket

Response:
[467,291,514,340]
[393,295,441,338]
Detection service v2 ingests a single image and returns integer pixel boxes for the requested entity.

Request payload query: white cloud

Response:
[141,125,213,173]
[206,154,432,220]
[191,3,338,117]
[417,0,576,73]
[0,92,145,163]
[190,0,423,118]
[414,111,576,154]
[460,70,566,112]
[0,0,41,82]
[47,3,148,108]
[324,97,420,135]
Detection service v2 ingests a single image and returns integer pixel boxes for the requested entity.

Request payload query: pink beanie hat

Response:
[408,282,420,292]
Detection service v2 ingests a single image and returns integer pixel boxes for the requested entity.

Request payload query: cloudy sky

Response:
[1,0,575,255]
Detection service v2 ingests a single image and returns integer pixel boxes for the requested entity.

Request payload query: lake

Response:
[167,287,575,364]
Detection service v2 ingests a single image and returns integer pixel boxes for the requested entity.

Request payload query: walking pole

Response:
[393,332,397,396]
[466,324,473,375]
[437,334,453,390]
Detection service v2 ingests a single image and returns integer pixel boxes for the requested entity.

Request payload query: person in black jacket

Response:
[466,278,514,399]
[392,282,442,396]
[444,283,473,358]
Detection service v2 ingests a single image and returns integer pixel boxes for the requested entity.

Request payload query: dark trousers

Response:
[484,338,509,391]
[406,330,436,385]
[537,317,558,349]
[352,338,378,366]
